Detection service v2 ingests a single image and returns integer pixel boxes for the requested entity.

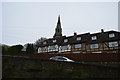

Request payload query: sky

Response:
[1,1,119,46]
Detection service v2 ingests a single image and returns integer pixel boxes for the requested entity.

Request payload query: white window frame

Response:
[77,37,81,41]
[90,44,98,49]
[64,39,68,42]
[91,36,97,40]
[109,41,118,47]
[109,33,115,38]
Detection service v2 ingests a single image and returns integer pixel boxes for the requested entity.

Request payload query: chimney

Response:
[74,32,77,36]
[101,29,104,33]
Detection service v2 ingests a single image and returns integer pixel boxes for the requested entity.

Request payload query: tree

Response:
[6,45,23,54]
[35,37,47,47]
[26,43,35,54]
[2,45,9,54]
[34,37,47,53]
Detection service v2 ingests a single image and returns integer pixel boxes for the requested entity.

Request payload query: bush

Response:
[6,45,23,54]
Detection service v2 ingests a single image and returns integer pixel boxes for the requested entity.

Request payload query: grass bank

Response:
[2,56,120,78]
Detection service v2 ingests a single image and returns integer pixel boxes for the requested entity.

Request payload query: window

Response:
[55,45,58,49]
[43,41,47,44]
[48,45,55,51]
[53,40,56,43]
[43,47,48,52]
[77,37,81,41]
[109,33,115,38]
[91,36,97,40]
[90,44,98,49]
[57,57,67,60]
[62,45,68,50]
[75,44,82,48]
[48,45,58,52]
[59,45,71,52]
[109,41,118,47]
[38,47,42,53]
[64,39,68,42]
[48,45,54,50]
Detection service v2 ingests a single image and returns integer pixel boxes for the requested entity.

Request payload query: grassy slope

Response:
[2,56,120,78]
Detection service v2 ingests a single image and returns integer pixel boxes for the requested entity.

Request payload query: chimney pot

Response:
[101,29,104,33]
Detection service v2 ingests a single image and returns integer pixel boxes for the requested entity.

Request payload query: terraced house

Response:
[38,16,120,54]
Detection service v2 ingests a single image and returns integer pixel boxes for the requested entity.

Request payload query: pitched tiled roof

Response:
[40,30,120,47]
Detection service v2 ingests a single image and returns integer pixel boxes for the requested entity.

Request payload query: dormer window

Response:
[43,41,47,44]
[64,39,68,42]
[77,37,81,41]
[91,36,97,40]
[53,40,56,43]
[109,33,115,38]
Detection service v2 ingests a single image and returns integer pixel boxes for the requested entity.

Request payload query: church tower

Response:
[53,16,62,38]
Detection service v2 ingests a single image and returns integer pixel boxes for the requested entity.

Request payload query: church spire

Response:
[53,15,62,38]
